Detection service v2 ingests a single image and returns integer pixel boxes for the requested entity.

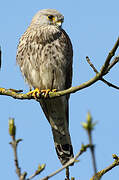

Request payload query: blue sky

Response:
[0,0,119,180]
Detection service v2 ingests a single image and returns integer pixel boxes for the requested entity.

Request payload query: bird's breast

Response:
[38,41,67,90]
[17,25,71,91]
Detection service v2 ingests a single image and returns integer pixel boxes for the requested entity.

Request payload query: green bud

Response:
[36,164,46,175]
[9,118,16,137]
[86,111,93,131]
[81,143,85,151]
[86,111,92,124]
[81,112,97,132]
[112,154,118,160]
[81,122,88,130]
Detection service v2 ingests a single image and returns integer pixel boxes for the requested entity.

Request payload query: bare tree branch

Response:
[9,118,24,178]
[40,144,90,180]
[86,56,119,90]
[9,131,24,179]
[82,112,98,179]
[9,119,45,180]
[107,55,119,73]
[10,138,23,178]
[65,167,70,180]
[100,37,119,75]
[8,119,90,180]
[90,154,119,180]
[0,38,119,100]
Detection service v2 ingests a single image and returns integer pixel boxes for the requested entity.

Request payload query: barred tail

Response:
[52,127,74,165]
[39,96,74,165]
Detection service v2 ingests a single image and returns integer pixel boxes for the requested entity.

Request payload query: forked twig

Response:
[86,55,119,90]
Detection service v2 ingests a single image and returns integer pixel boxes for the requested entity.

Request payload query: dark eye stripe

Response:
[48,15,54,20]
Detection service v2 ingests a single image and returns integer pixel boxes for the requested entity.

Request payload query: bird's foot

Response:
[41,89,57,98]
[27,88,41,99]
[27,88,57,99]
[51,89,57,93]
[40,89,50,98]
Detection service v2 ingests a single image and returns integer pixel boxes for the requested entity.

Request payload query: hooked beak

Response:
[55,20,63,27]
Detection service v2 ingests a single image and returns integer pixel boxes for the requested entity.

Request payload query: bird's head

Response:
[31,9,64,28]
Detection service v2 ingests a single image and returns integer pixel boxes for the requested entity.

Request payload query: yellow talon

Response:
[51,89,57,92]
[41,89,57,98]
[27,88,57,99]
[41,89,50,98]
[27,88,41,99]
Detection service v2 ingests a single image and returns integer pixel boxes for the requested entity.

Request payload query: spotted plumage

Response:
[16,9,73,165]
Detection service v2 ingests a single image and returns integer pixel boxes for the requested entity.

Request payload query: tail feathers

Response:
[52,127,74,165]
[55,143,74,165]
[39,97,74,165]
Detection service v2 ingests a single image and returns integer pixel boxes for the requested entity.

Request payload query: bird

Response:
[16,9,73,165]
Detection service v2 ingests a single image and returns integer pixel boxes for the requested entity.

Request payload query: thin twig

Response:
[86,56,98,74]
[86,37,119,78]
[100,78,119,89]
[101,37,119,75]
[90,154,119,180]
[9,119,46,180]
[10,138,23,178]
[82,112,98,179]
[29,172,38,180]
[65,167,70,180]
[40,144,90,180]
[107,56,119,73]
[28,164,46,180]
[9,118,27,180]
[86,56,119,90]
[88,133,97,175]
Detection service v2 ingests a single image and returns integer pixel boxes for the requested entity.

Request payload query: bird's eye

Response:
[47,15,54,21]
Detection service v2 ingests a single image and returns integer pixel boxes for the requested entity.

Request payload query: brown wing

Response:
[62,29,73,91]
[60,29,73,126]
[39,29,73,165]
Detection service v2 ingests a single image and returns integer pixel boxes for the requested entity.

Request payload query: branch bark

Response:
[86,56,119,90]
[0,38,119,100]
[90,154,119,180]
[9,138,25,179]
[40,144,90,180]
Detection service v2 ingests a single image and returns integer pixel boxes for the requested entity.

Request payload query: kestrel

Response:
[16,9,73,165]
